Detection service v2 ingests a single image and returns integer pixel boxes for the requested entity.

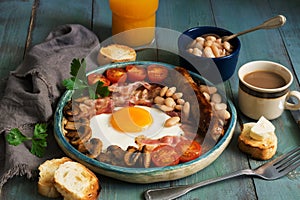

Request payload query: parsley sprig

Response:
[6,123,48,158]
[62,58,109,99]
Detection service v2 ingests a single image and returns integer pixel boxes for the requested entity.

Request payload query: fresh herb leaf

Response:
[31,139,47,158]
[33,123,48,139]
[6,128,28,146]
[70,58,82,77]
[62,58,110,99]
[6,123,48,158]
[96,81,110,97]
[62,78,75,90]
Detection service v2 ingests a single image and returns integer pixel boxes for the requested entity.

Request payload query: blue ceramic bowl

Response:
[54,61,237,184]
[178,26,241,82]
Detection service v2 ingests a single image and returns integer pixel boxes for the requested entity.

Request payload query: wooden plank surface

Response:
[213,1,300,200]
[0,0,34,95]
[1,0,300,199]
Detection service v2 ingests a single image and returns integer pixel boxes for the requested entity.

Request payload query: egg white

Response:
[89,105,184,150]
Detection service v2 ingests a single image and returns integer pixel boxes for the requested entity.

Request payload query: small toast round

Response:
[38,157,72,198]
[238,126,277,160]
[97,44,136,65]
[54,161,100,200]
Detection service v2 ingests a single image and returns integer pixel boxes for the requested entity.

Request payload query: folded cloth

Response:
[0,24,99,191]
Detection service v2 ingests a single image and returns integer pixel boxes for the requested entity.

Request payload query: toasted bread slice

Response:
[38,157,72,198]
[97,44,136,65]
[238,123,277,160]
[54,161,100,200]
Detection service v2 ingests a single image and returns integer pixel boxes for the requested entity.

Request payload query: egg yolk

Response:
[110,107,153,133]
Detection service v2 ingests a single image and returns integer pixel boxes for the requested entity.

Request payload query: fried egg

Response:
[89,106,184,150]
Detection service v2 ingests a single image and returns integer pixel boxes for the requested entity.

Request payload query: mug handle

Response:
[285,90,300,110]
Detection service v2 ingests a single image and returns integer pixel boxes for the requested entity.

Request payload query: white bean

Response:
[195,42,204,50]
[193,48,202,57]
[214,103,227,111]
[158,105,174,112]
[204,40,213,47]
[188,40,197,48]
[205,35,217,41]
[211,44,220,57]
[211,93,222,103]
[172,92,183,99]
[182,102,190,120]
[223,41,231,51]
[196,36,205,43]
[165,97,176,108]
[199,85,217,94]
[175,105,182,110]
[164,117,180,127]
[203,46,215,58]
[154,96,165,105]
[224,110,231,120]
[177,98,185,105]
[166,87,176,97]
[160,86,168,97]
[202,92,211,101]
[186,34,234,58]
[187,48,193,54]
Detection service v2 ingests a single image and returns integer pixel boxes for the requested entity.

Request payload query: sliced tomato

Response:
[147,65,168,83]
[151,145,180,167]
[87,73,111,86]
[175,140,202,163]
[126,65,147,82]
[105,68,127,83]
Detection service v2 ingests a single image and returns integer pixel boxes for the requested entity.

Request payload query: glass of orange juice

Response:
[109,0,159,47]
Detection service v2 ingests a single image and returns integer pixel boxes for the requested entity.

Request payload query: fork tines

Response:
[273,146,300,174]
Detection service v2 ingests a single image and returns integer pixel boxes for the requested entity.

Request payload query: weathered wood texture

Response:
[0,0,300,199]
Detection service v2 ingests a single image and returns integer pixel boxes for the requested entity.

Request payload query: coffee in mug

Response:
[238,60,300,120]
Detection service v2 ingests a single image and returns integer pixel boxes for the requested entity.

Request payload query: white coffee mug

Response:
[238,60,300,120]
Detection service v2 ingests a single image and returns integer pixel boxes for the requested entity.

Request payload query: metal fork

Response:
[144,146,300,200]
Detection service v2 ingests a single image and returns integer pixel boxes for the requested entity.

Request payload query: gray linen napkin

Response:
[0,24,99,190]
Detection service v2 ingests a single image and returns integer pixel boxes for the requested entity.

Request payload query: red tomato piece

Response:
[87,73,111,86]
[175,140,202,163]
[106,68,127,83]
[151,145,180,167]
[126,65,147,82]
[147,65,168,83]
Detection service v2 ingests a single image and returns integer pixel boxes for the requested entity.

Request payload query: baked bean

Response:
[187,34,234,58]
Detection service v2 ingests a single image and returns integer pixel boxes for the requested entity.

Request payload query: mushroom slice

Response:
[139,145,151,168]
[124,146,141,167]
[64,121,77,131]
[65,130,79,139]
[70,125,92,146]
[63,101,80,116]
[107,145,126,160]
[78,138,103,158]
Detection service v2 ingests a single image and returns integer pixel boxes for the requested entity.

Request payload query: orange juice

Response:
[109,0,159,47]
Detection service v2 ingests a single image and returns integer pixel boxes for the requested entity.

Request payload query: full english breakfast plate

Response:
[54,61,237,183]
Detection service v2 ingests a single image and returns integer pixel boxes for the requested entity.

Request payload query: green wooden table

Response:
[1,0,300,199]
